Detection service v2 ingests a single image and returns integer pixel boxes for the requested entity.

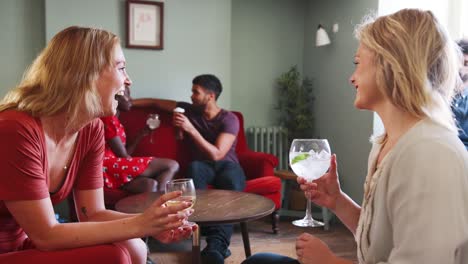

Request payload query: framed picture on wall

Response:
[126,0,164,50]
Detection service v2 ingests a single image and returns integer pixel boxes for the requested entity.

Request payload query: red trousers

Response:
[0,244,131,264]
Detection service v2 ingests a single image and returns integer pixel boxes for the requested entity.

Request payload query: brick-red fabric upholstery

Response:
[105,106,281,211]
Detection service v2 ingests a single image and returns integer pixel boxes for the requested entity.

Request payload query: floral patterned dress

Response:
[101,116,154,189]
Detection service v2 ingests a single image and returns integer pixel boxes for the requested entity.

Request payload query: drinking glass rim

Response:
[168,178,193,184]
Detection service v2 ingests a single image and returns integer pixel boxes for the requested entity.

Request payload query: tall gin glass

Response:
[289,139,331,227]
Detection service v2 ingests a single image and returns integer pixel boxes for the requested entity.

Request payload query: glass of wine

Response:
[146,114,160,143]
[165,178,196,227]
[289,139,331,227]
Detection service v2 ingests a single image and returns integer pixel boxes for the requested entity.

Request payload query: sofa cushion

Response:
[244,177,282,210]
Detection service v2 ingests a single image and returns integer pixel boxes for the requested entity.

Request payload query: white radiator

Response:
[246,126,289,170]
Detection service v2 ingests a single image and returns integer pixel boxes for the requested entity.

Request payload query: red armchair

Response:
[106,106,282,233]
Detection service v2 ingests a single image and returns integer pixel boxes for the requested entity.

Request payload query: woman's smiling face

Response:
[349,44,386,111]
[95,44,132,117]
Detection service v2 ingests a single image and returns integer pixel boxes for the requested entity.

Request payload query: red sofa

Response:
[106,106,282,233]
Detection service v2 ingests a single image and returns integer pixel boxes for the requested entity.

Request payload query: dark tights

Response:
[122,158,179,193]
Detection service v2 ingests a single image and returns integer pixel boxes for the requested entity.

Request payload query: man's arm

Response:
[132,98,177,112]
[173,113,236,160]
[189,130,236,160]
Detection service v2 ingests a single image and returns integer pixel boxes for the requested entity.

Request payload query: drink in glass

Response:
[146,114,160,143]
[165,178,196,226]
[289,139,331,227]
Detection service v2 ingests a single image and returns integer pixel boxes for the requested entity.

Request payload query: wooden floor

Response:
[148,216,357,263]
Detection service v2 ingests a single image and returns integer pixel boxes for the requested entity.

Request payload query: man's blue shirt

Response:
[452,87,468,150]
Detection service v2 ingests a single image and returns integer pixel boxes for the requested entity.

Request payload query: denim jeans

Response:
[187,160,246,191]
[242,253,300,264]
[186,160,246,258]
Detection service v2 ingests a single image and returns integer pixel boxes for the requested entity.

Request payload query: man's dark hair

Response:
[192,74,222,100]
[458,39,468,55]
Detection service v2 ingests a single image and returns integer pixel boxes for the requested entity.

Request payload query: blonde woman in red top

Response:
[0,26,194,263]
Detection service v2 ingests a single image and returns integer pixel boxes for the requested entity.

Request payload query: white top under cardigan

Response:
[355,118,468,264]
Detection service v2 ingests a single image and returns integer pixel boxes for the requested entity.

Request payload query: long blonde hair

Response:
[0,26,119,127]
[355,9,462,133]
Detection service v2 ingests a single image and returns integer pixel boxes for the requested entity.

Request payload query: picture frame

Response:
[126,0,164,50]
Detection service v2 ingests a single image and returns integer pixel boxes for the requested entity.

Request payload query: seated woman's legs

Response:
[142,158,179,192]
[122,158,179,193]
[121,177,158,193]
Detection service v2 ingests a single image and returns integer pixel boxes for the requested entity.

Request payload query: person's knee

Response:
[146,179,158,192]
[119,238,147,264]
[123,177,158,193]
[216,163,245,191]
[167,159,179,173]
[140,177,159,192]
[104,244,132,264]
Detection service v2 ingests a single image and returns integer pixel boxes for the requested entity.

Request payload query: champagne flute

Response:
[165,178,196,226]
[289,139,331,227]
[146,114,160,143]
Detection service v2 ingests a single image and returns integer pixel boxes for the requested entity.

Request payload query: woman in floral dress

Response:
[101,86,179,193]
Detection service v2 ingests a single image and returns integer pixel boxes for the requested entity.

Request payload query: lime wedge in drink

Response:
[291,153,310,165]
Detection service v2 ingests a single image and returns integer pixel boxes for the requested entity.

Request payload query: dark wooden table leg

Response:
[192,225,201,264]
[240,222,251,258]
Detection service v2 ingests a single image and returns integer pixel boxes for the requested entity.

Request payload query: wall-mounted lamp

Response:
[315,23,339,47]
[316,24,331,47]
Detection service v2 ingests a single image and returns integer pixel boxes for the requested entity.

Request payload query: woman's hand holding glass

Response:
[136,191,194,243]
[297,154,341,211]
[165,178,196,227]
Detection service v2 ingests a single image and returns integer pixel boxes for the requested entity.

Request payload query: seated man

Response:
[148,74,246,264]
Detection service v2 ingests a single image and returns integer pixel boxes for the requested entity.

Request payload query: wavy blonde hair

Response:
[355,9,462,134]
[0,26,119,127]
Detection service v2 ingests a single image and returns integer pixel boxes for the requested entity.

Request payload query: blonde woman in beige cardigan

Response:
[243,8,468,264]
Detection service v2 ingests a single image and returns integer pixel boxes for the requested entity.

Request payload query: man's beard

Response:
[191,102,207,113]
[192,97,209,113]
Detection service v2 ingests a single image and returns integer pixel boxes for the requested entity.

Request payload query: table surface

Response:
[115,189,275,225]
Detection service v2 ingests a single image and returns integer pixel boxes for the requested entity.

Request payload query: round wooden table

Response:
[115,189,275,263]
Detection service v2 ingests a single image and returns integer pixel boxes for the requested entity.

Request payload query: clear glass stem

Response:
[305,199,313,220]
[292,197,324,227]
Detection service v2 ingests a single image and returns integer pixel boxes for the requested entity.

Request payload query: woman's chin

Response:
[101,105,117,117]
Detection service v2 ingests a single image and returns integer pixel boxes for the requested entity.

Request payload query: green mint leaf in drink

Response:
[291,153,310,165]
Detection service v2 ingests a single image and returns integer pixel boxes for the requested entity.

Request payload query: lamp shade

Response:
[316,25,331,47]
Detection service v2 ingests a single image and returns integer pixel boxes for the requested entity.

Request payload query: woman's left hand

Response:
[154,224,197,244]
[296,233,335,264]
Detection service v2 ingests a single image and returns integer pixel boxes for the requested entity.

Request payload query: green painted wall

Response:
[0,0,45,97]
[304,0,378,203]
[0,0,379,203]
[45,0,232,108]
[231,0,306,127]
